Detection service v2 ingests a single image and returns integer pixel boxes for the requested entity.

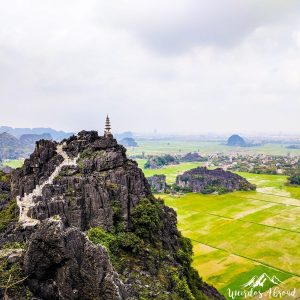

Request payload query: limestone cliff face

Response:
[147,175,167,193]
[11,139,62,197]
[12,131,152,232]
[24,220,127,300]
[1,131,225,300]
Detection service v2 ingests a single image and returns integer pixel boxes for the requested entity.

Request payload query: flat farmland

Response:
[136,159,204,184]
[128,140,300,156]
[157,172,300,299]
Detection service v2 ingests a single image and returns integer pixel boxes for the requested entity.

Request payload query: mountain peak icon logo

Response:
[241,273,282,288]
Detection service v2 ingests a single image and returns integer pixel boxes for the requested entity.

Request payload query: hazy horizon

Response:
[1,0,300,134]
[2,124,300,139]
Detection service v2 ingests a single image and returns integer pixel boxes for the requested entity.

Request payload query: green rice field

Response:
[138,161,300,299]
[136,159,204,184]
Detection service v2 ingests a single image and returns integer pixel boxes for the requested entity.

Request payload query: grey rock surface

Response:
[24,219,127,300]
[147,175,167,193]
[12,132,151,231]
[176,167,256,193]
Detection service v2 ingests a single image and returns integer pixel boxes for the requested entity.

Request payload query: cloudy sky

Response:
[0,0,300,134]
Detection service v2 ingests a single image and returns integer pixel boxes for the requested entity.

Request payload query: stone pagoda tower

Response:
[104,115,113,137]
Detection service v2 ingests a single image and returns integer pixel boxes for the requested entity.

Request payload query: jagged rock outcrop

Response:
[12,131,151,231]
[24,219,127,300]
[0,131,225,300]
[11,139,62,197]
[147,175,167,193]
[176,167,256,194]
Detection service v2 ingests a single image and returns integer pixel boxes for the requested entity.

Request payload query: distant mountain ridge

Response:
[119,137,138,147]
[0,126,73,140]
[0,132,54,160]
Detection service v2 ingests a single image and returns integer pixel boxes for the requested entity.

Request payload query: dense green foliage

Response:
[88,227,143,255]
[288,172,300,185]
[0,255,31,299]
[87,196,208,299]
[0,172,10,203]
[88,197,163,253]
[0,171,10,183]
[172,184,193,193]
[252,166,277,175]
[1,242,25,250]
[131,198,162,239]
[176,235,205,299]
[201,186,230,194]
[0,199,18,232]
[144,154,179,169]
[172,183,230,195]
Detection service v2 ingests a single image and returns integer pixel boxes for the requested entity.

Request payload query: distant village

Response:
[141,152,300,175]
[205,153,300,175]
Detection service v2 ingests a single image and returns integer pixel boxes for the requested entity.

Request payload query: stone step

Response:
[17,144,79,228]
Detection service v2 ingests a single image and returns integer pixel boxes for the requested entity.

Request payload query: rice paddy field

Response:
[137,160,300,299]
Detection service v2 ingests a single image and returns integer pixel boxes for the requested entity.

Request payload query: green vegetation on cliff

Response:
[0,200,18,232]
[88,197,211,300]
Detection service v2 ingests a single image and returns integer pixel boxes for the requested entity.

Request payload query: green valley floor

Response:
[142,161,300,299]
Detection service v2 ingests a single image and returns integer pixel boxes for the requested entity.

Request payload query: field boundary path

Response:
[189,238,300,279]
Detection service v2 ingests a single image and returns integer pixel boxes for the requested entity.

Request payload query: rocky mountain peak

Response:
[1,131,224,300]
[12,131,151,232]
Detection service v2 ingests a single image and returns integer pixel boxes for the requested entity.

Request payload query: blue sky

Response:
[0,0,299,134]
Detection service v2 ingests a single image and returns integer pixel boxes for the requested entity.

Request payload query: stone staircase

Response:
[16,143,78,228]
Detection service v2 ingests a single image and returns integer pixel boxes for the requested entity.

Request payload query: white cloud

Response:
[0,0,299,134]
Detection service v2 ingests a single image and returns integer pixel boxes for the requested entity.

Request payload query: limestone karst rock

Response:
[1,131,225,300]
[11,131,151,231]
[147,175,167,193]
[176,167,256,194]
[226,134,246,147]
[24,219,127,300]
[180,152,205,162]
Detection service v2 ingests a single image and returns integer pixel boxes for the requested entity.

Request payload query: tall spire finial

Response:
[104,114,112,137]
